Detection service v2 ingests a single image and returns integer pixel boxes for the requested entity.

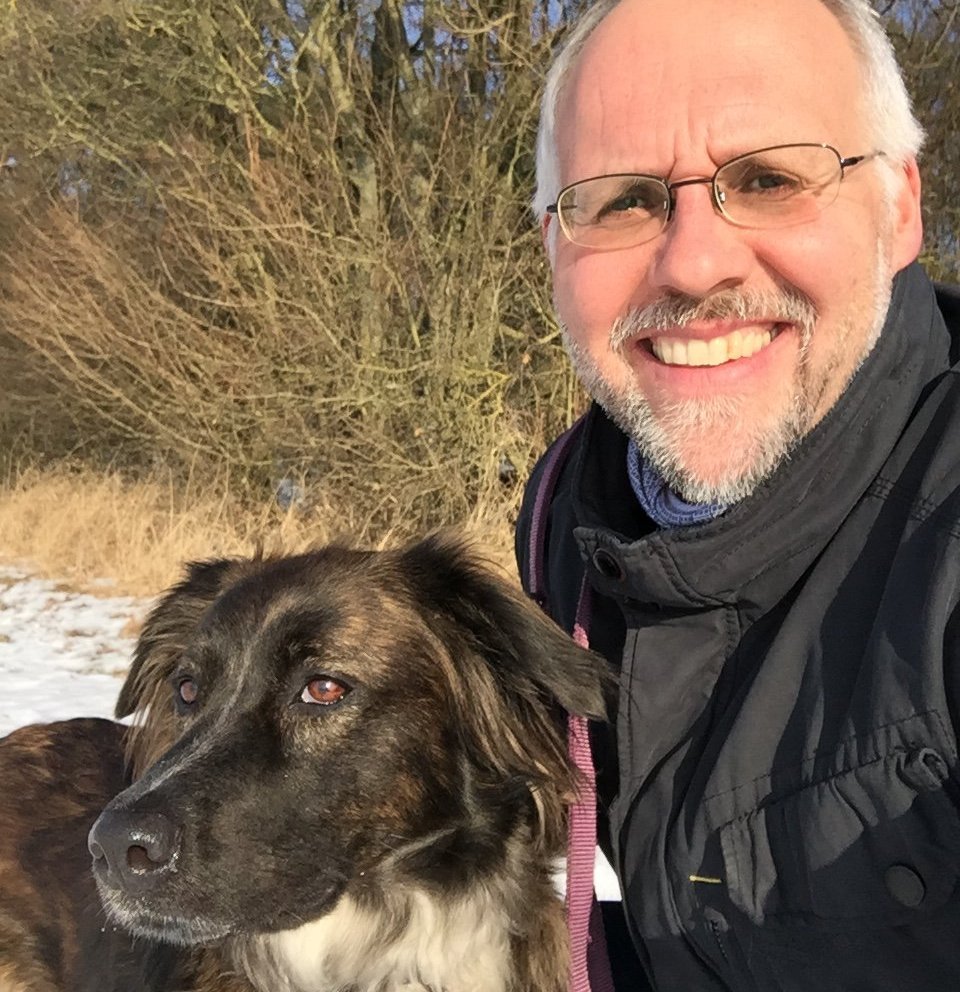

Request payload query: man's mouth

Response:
[648,325,785,367]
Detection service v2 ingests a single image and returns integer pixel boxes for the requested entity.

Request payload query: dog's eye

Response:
[300,677,350,706]
[176,677,199,707]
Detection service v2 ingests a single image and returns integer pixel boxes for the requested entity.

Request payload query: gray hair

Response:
[532,0,925,224]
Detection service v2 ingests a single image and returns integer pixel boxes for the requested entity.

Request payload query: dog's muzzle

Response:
[88,807,182,895]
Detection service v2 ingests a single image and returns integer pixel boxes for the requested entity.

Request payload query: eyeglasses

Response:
[546,143,884,251]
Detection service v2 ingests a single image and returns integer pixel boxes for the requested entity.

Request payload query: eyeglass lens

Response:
[557,144,844,249]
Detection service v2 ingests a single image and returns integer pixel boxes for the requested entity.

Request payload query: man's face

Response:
[547,0,922,504]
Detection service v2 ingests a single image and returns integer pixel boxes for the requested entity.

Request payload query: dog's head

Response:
[89,534,608,944]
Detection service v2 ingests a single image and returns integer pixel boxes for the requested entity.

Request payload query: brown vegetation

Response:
[0,0,956,583]
[0,466,516,596]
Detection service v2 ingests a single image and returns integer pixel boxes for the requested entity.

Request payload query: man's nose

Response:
[646,183,754,299]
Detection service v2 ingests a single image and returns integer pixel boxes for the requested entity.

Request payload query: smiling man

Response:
[516,1,960,989]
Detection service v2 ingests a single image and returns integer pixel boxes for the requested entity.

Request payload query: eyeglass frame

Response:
[545,143,885,248]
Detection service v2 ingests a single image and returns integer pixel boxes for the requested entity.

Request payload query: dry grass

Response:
[0,466,517,599]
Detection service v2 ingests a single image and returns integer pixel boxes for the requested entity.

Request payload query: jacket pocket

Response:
[719,742,960,927]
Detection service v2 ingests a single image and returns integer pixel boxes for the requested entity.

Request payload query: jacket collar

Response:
[571,262,954,610]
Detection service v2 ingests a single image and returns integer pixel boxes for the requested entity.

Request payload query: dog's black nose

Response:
[88,808,181,894]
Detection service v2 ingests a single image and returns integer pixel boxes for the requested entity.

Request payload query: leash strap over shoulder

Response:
[528,417,584,608]
[526,417,615,992]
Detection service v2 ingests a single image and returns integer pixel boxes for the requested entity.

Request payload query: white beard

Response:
[560,239,893,506]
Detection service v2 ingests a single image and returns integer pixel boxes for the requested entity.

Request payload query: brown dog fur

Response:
[0,535,607,992]
[0,719,186,992]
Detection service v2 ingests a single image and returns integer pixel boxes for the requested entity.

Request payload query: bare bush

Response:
[0,0,583,540]
[0,0,955,548]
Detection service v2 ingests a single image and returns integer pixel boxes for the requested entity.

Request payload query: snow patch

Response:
[0,565,144,737]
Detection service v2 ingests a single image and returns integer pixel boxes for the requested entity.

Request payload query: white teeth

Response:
[651,328,776,366]
[686,339,709,365]
[708,336,728,365]
[727,330,743,360]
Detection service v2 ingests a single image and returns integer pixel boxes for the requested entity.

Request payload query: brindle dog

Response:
[0,535,608,992]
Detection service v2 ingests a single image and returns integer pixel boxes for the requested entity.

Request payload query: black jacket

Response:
[516,263,960,991]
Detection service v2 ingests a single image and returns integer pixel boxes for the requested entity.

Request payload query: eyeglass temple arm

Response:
[840,150,885,172]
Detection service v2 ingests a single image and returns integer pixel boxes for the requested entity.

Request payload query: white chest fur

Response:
[234,887,515,992]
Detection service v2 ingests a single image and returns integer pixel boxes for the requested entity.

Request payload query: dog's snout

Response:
[88,808,181,894]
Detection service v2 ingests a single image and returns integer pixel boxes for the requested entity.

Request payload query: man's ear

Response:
[541,213,557,264]
[889,156,923,272]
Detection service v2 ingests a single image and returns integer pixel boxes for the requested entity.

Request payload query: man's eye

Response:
[608,192,645,211]
[598,187,659,219]
[737,170,803,196]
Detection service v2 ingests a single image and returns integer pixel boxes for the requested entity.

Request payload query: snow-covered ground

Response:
[0,561,620,900]
[0,564,144,737]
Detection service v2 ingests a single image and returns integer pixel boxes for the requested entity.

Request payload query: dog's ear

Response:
[115,558,245,719]
[397,533,608,721]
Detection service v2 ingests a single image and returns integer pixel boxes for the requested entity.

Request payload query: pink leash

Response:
[528,417,616,992]
[566,589,616,992]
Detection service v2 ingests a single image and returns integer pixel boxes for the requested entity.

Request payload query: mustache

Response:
[611,288,818,348]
